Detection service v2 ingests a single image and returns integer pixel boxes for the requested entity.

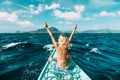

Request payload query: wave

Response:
[0,42,27,50]
[85,43,89,47]
[43,44,54,52]
[0,64,23,75]
[0,33,120,80]
[90,48,101,54]
[0,55,13,60]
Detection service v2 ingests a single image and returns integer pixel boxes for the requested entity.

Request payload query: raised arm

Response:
[44,22,58,48]
[69,24,77,42]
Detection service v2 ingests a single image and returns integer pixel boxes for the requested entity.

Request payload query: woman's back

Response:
[56,45,68,69]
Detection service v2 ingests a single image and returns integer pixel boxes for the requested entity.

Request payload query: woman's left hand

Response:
[44,22,48,28]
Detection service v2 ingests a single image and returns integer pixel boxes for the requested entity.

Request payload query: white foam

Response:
[1,42,27,50]
[90,48,101,54]
[70,43,72,47]
[43,44,54,51]
[85,43,89,47]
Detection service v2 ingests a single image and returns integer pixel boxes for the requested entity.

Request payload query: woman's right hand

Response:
[74,24,77,30]
[44,22,48,28]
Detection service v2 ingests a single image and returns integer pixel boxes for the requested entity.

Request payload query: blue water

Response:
[0,33,120,80]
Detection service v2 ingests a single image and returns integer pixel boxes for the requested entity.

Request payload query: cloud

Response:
[84,17,91,21]
[29,4,43,14]
[28,3,60,15]
[99,11,116,17]
[2,1,29,10]
[65,21,72,24]
[45,3,60,10]
[12,10,33,18]
[0,12,17,22]
[93,10,120,18]
[58,21,63,24]
[2,1,12,5]
[89,0,119,7]
[15,4,29,10]
[117,10,120,16]
[92,25,100,30]
[58,21,72,24]
[12,10,27,15]
[18,21,34,26]
[53,5,85,20]
[74,5,85,12]
[0,12,34,26]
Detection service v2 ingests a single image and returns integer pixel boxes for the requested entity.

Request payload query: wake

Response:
[0,42,27,50]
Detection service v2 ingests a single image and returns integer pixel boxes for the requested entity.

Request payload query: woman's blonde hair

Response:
[58,34,71,49]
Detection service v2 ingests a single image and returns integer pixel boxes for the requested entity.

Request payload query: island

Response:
[20,27,120,33]
[81,29,120,33]
[27,27,62,33]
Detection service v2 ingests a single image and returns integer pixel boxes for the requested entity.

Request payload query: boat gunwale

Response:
[37,49,91,80]
[37,49,56,80]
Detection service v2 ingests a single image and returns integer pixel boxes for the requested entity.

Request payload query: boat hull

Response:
[38,49,91,80]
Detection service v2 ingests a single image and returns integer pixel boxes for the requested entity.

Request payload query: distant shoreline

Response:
[1,27,120,33]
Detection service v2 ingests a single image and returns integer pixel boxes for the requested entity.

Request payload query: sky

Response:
[0,0,120,33]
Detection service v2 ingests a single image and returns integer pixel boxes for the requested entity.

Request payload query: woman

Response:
[44,22,77,70]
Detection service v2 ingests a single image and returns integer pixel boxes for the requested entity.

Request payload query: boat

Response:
[38,49,91,80]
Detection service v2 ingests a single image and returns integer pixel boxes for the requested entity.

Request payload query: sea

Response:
[0,33,120,80]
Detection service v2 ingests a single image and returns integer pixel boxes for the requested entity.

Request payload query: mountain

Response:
[16,30,21,33]
[82,29,120,33]
[24,28,120,33]
[28,27,61,33]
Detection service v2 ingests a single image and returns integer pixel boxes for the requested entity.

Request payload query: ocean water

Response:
[0,33,120,80]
